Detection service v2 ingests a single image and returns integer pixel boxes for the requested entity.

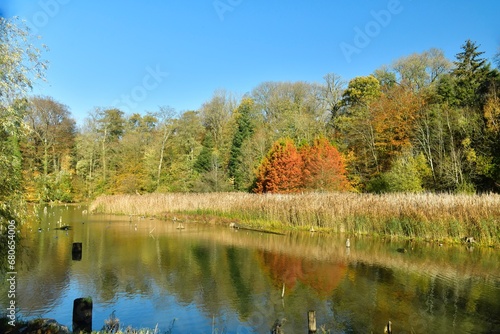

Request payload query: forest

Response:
[1,18,500,209]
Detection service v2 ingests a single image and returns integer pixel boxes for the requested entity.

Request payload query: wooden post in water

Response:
[73,297,92,333]
[72,242,82,261]
[384,320,392,334]
[308,310,317,333]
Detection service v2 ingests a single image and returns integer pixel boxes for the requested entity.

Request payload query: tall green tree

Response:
[1,17,46,219]
[1,17,46,273]
[228,98,256,190]
[161,111,204,191]
[96,108,125,186]
[75,116,101,198]
[112,113,157,194]
[451,40,489,108]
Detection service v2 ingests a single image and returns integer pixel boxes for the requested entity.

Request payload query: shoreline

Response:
[0,317,162,334]
[89,192,500,247]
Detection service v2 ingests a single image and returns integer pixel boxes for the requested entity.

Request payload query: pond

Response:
[1,205,500,333]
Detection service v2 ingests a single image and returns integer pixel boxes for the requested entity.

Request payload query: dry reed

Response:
[89,192,500,244]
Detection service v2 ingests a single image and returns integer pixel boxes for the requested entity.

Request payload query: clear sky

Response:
[3,0,500,125]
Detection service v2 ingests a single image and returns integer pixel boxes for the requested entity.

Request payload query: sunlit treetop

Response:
[0,17,47,107]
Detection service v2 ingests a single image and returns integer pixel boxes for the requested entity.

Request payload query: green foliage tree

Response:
[451,40,489,108]
[22,96,76,201]
[342,76,381,107]
[160,111,204,191]
[152,106,175,190]
[0,17,46,272]
[112,113,157,194]
[252,81,327,143]
[1,17,46,217]
[392,48,451,92]
[8,38,500,197]
[96,108,125,187]
[368,152,430,193]
[75,117,100,197]
[228,98,256,190]
[373,66,397,92]
[494,46,500,69]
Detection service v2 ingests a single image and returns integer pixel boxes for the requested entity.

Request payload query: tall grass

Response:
[90,192,500,244]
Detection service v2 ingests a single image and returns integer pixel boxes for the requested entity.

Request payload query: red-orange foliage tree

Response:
[253,138,304,193]
[254,137,351,193]
[302,137,350,191]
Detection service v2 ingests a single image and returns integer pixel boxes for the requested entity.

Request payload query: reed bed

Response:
[89,192,500,244]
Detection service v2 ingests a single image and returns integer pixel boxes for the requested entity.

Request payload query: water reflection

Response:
[0,205,499,333]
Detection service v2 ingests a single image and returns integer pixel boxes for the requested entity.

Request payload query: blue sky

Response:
[3,0,500,125]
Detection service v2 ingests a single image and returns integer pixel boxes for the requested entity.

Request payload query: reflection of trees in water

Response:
[257,250,347,298]
[8,207,500,333]
[326,262,500,333]
[226,247,252,318]
[13,231,72,314]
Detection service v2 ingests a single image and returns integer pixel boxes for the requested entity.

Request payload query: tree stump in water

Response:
[72,242,82,261]
[308,310,317,333]
[73,297,92,333]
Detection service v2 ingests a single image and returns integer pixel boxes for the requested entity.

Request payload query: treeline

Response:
[12,41,500,201]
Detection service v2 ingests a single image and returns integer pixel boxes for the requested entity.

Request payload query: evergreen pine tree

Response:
[228,98,255,190]
[452,40,489,107]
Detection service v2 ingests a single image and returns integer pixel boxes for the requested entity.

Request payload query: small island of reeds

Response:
[90,192,500,246]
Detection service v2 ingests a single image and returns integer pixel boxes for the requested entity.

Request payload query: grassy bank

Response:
[89,192,500,245]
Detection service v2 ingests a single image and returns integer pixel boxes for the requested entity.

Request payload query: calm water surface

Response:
[1,205,499,333]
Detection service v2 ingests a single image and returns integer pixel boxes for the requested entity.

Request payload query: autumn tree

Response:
[301,137,350,191]
[1,17,46,273]
[339,76,424,190]
[337,76,382,188]
[253,138,304,194]
[1,17,46,217]
[23,96,76,201]
[483,88,500,190]
[434,40,500,192]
